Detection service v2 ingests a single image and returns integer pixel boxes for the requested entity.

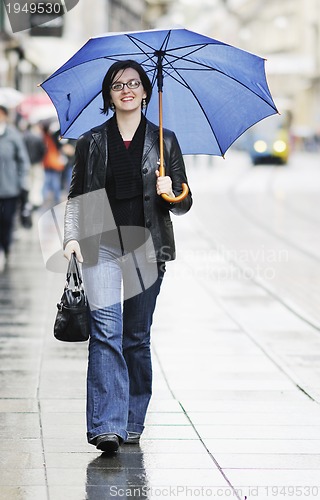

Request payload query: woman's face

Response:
[110,67,147,114]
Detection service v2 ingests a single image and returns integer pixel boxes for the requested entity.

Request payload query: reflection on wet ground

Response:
[86,448,148,499]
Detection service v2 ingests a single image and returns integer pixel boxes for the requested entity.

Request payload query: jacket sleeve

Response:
[63,134,89,248]
[164,131,193,216]
[68,134,89,198]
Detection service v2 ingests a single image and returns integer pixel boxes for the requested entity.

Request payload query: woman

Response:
[64,60,192,453]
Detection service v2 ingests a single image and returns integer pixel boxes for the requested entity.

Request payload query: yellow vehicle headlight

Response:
[273,140,287,153]
[254,140,267,153]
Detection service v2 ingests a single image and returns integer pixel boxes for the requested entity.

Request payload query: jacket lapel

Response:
[142,121,159,164]
[89,122,108,189]
[92,122,108,165]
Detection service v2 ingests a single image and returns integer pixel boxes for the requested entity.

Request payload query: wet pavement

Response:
[1,150,320,500]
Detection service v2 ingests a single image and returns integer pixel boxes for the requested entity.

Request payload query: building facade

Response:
[0,0,158,93]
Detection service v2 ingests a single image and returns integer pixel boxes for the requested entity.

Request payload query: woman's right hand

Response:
[64,240,83,263]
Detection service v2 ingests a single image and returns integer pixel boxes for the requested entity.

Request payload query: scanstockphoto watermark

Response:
[108,485,320,498]
[109,485,248,497]
[2,0,79,33]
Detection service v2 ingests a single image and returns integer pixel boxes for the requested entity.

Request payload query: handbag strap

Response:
[66,253,83,289]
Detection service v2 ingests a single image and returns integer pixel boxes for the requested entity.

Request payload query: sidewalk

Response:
[1,199,320,500]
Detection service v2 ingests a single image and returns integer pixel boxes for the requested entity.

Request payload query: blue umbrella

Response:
[41,28,278,201]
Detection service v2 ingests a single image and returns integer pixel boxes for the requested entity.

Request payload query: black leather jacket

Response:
[64,118,192,264]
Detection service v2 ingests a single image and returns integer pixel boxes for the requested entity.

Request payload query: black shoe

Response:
[96,433,120,453]
[124,431,141,444]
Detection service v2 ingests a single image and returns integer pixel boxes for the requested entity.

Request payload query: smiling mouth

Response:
[121,97,133,102]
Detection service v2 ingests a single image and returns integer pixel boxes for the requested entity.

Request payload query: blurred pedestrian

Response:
[41,123,64,205]
[23,123,46,208]
[0,105,31,271]
[63,60,192,453]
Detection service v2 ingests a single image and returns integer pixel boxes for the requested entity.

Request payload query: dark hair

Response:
[0,105,9,116]
[101,60,152,115]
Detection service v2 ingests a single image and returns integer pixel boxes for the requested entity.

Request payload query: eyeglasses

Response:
[110,79,141,92]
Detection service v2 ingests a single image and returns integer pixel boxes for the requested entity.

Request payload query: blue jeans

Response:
[83,243,165,444]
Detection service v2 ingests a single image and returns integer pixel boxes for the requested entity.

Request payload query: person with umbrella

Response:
[43,28,277,454]
[63,60,192,453]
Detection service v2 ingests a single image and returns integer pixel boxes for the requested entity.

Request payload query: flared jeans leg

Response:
[83,246,129,443]
[123,262,165,434]
[86,304,129,443]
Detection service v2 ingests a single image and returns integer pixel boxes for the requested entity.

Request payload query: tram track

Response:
[224,160,320,331]
[182,155,320,401]
[184,153,320,402]
[228,161,320,264]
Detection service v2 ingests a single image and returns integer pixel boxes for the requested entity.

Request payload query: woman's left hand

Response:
[155,170,175,198]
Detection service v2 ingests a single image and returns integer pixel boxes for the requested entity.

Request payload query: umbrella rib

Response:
[127,30,172,55]
[102,52,153,60]
[127,33,160,53]
[161,67,190,89]
[159,30,172,52]
[161,59,224,155]
[123,36,164,86]
[125,32,176,92]
[163,44,210,63]
[102,53,157,75]
[126,35,157,62]
[125,33,174,82]
[162,47,232,74]
[161,53,277,111]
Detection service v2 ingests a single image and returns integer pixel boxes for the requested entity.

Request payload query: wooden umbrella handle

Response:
[159,168,189,203]
[158,91,189,204]
[161,183,189,203]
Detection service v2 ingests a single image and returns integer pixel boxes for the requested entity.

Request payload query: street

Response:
[183,149,320,401]
[1,149,320,499]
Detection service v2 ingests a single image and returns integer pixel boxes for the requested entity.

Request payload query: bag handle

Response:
[66,253,83,289]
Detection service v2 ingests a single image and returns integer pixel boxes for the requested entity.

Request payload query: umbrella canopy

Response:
[41,28,278,156]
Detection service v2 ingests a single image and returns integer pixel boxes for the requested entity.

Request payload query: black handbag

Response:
[54,253,90,342]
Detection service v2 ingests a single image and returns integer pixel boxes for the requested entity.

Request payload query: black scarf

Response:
[107,114,146,200]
